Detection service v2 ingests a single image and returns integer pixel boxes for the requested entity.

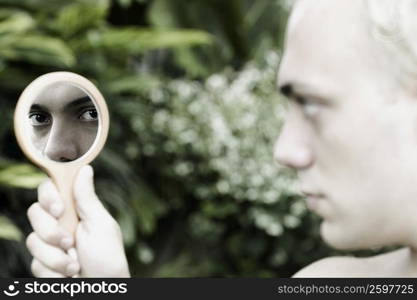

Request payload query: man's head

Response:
[275,0,417,250]
[28,83,98,162]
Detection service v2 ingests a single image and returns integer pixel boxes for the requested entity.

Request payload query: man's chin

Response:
[320,221,371,251]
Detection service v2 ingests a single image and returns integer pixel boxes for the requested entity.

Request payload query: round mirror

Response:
[14,72,109,234]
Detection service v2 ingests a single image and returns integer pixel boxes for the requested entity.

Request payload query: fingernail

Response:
[66,262,79,276]
[68,248,78,261]
[60,237,73,249]
[50,203,63,217]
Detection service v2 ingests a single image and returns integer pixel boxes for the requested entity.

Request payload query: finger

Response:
[68,248,81,278]
[74,165,111,223]
[68,248,78,261]
[26,232,80,277]
[31,259,66,278]
[38,179,64,218]
[27,203,74,250]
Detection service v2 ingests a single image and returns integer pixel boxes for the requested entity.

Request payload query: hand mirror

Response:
[14,72,109,235]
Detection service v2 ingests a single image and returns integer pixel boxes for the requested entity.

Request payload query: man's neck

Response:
[407,247,417,277]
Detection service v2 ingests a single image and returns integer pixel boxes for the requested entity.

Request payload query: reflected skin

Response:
[275,0,417,276]
[29,84,98,162]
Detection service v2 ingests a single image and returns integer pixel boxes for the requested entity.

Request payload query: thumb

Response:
[73,165,107,222]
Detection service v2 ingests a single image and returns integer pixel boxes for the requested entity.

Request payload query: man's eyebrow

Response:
[64,96,94,109]
[279,83,294,98]
[279,82,307,100]
[279,81,326,101]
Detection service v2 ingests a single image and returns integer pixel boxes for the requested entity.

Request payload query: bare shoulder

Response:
[292,248,408,278]
[292,256,359,278]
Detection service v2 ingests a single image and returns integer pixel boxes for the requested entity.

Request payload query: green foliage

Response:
[0,9,75,67]
[51,1,109,38]
[0,9,34,34]
[100,28,213,54]
[0,0,340,278]
[0,162,46,189]
[0,215,22,241]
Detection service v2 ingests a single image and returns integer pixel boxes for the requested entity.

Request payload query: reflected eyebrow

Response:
[30,96,94,112]
[64,96,94,109]
[30,104,47,112]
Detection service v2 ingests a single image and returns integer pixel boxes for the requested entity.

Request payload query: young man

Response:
[26,0,417,277]
[276,0,417,276]
[29,83,98,162]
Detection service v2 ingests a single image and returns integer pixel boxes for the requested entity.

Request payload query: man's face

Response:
[28,84,98,162]
[275,0,417,250]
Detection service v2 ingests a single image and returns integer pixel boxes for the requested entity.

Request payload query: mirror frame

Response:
[14,71,109,169]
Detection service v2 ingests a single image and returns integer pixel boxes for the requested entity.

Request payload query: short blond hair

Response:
[365,0,417,89]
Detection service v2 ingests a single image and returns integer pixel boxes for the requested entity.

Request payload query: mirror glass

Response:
[26,82,99,162]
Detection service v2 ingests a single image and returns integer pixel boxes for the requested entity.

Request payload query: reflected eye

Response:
[29,113,51,126]
[79,108,98,121]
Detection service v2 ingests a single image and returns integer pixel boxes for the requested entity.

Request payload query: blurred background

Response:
[0,0,341,277]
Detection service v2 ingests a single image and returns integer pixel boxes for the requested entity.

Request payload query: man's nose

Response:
[44,121,78,162]
[273,121,314,170]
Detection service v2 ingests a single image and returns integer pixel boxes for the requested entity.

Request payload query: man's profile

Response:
[275,0,417,277]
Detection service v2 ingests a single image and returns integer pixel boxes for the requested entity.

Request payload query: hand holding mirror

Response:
[14,72,109,235]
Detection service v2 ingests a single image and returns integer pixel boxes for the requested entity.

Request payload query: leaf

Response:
[100,27,213,54]
[52,1,109,37]
[0,215,22,241]
[0,9,34,36]
[115,0,132,8]
[0,163,46,189]
[0,0,69,11]
[10,35,76,67]
[173,47,211,77]
[201,200,239,219]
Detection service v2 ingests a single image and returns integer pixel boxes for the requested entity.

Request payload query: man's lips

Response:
[301,191,325,211]
[301,190,325,198]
